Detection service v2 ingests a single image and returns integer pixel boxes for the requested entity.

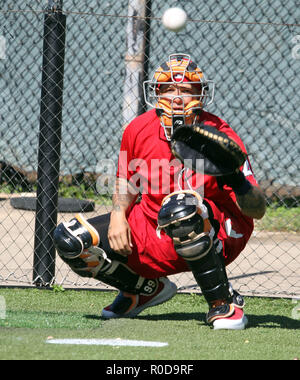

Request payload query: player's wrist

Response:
[233,177,252,196]
[220,171,252,196]
[111,206,127,219]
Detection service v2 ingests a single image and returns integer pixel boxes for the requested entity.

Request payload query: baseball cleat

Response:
[101,277,177,319]
[206,286,248,330]
[212,306,248,330]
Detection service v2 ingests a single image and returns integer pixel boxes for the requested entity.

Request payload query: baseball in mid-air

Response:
[162,7,187,32]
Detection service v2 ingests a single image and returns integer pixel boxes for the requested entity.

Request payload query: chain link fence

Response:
[0,0,299,297]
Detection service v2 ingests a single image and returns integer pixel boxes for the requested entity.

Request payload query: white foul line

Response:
[46,338,168,347]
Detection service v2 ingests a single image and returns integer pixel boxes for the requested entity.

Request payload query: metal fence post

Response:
[122,0,152,128]
[33,1,66,286]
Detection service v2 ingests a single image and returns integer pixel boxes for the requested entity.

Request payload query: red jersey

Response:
[116,109,258,275]
[117,109,257,225]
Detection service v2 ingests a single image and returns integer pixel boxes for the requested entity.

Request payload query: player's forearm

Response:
[112,177,138,214]
[236,185,266,220]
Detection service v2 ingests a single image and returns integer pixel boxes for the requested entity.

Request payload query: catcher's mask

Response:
[143,53,215,140]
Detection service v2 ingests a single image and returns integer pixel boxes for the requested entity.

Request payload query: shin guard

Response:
[60,246,159,296]
[158,190,233,320]
[55,214,158,295]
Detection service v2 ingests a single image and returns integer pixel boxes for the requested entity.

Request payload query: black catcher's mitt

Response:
[171,123,247,176]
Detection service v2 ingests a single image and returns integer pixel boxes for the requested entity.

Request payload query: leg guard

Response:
[55,214,159,296]
[158,191,233,316]
[61,246,160,295]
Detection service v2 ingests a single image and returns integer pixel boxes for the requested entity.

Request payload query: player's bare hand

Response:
[108,210,133,256]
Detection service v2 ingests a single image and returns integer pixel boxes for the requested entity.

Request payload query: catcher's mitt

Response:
[171,123,247,176]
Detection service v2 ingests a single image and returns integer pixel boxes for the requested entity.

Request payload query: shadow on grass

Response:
[85,312,300,330]
[246,313,300,330]
[84,312,205,323]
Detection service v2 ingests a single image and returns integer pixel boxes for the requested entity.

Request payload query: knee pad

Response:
[157,190,214,261]
[158,190,231,306]
[54,214,100,259]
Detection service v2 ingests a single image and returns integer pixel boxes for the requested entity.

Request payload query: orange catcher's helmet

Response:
[143,54,214,140]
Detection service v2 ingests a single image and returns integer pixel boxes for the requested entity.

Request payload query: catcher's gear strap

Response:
[171,123,247,176]
[60,246,158,296]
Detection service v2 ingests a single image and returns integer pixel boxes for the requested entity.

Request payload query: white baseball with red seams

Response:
[162,8,187,32]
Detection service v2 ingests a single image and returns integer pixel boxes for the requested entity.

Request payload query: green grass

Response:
[255,206,300,232]
[0,288,299,360]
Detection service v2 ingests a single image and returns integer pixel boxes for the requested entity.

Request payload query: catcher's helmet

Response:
[143,53,214,140]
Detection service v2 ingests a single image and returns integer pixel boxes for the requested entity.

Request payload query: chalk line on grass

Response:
[46,338,168,347]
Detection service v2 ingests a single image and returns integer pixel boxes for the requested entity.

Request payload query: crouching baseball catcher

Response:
[54,53,266,330]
